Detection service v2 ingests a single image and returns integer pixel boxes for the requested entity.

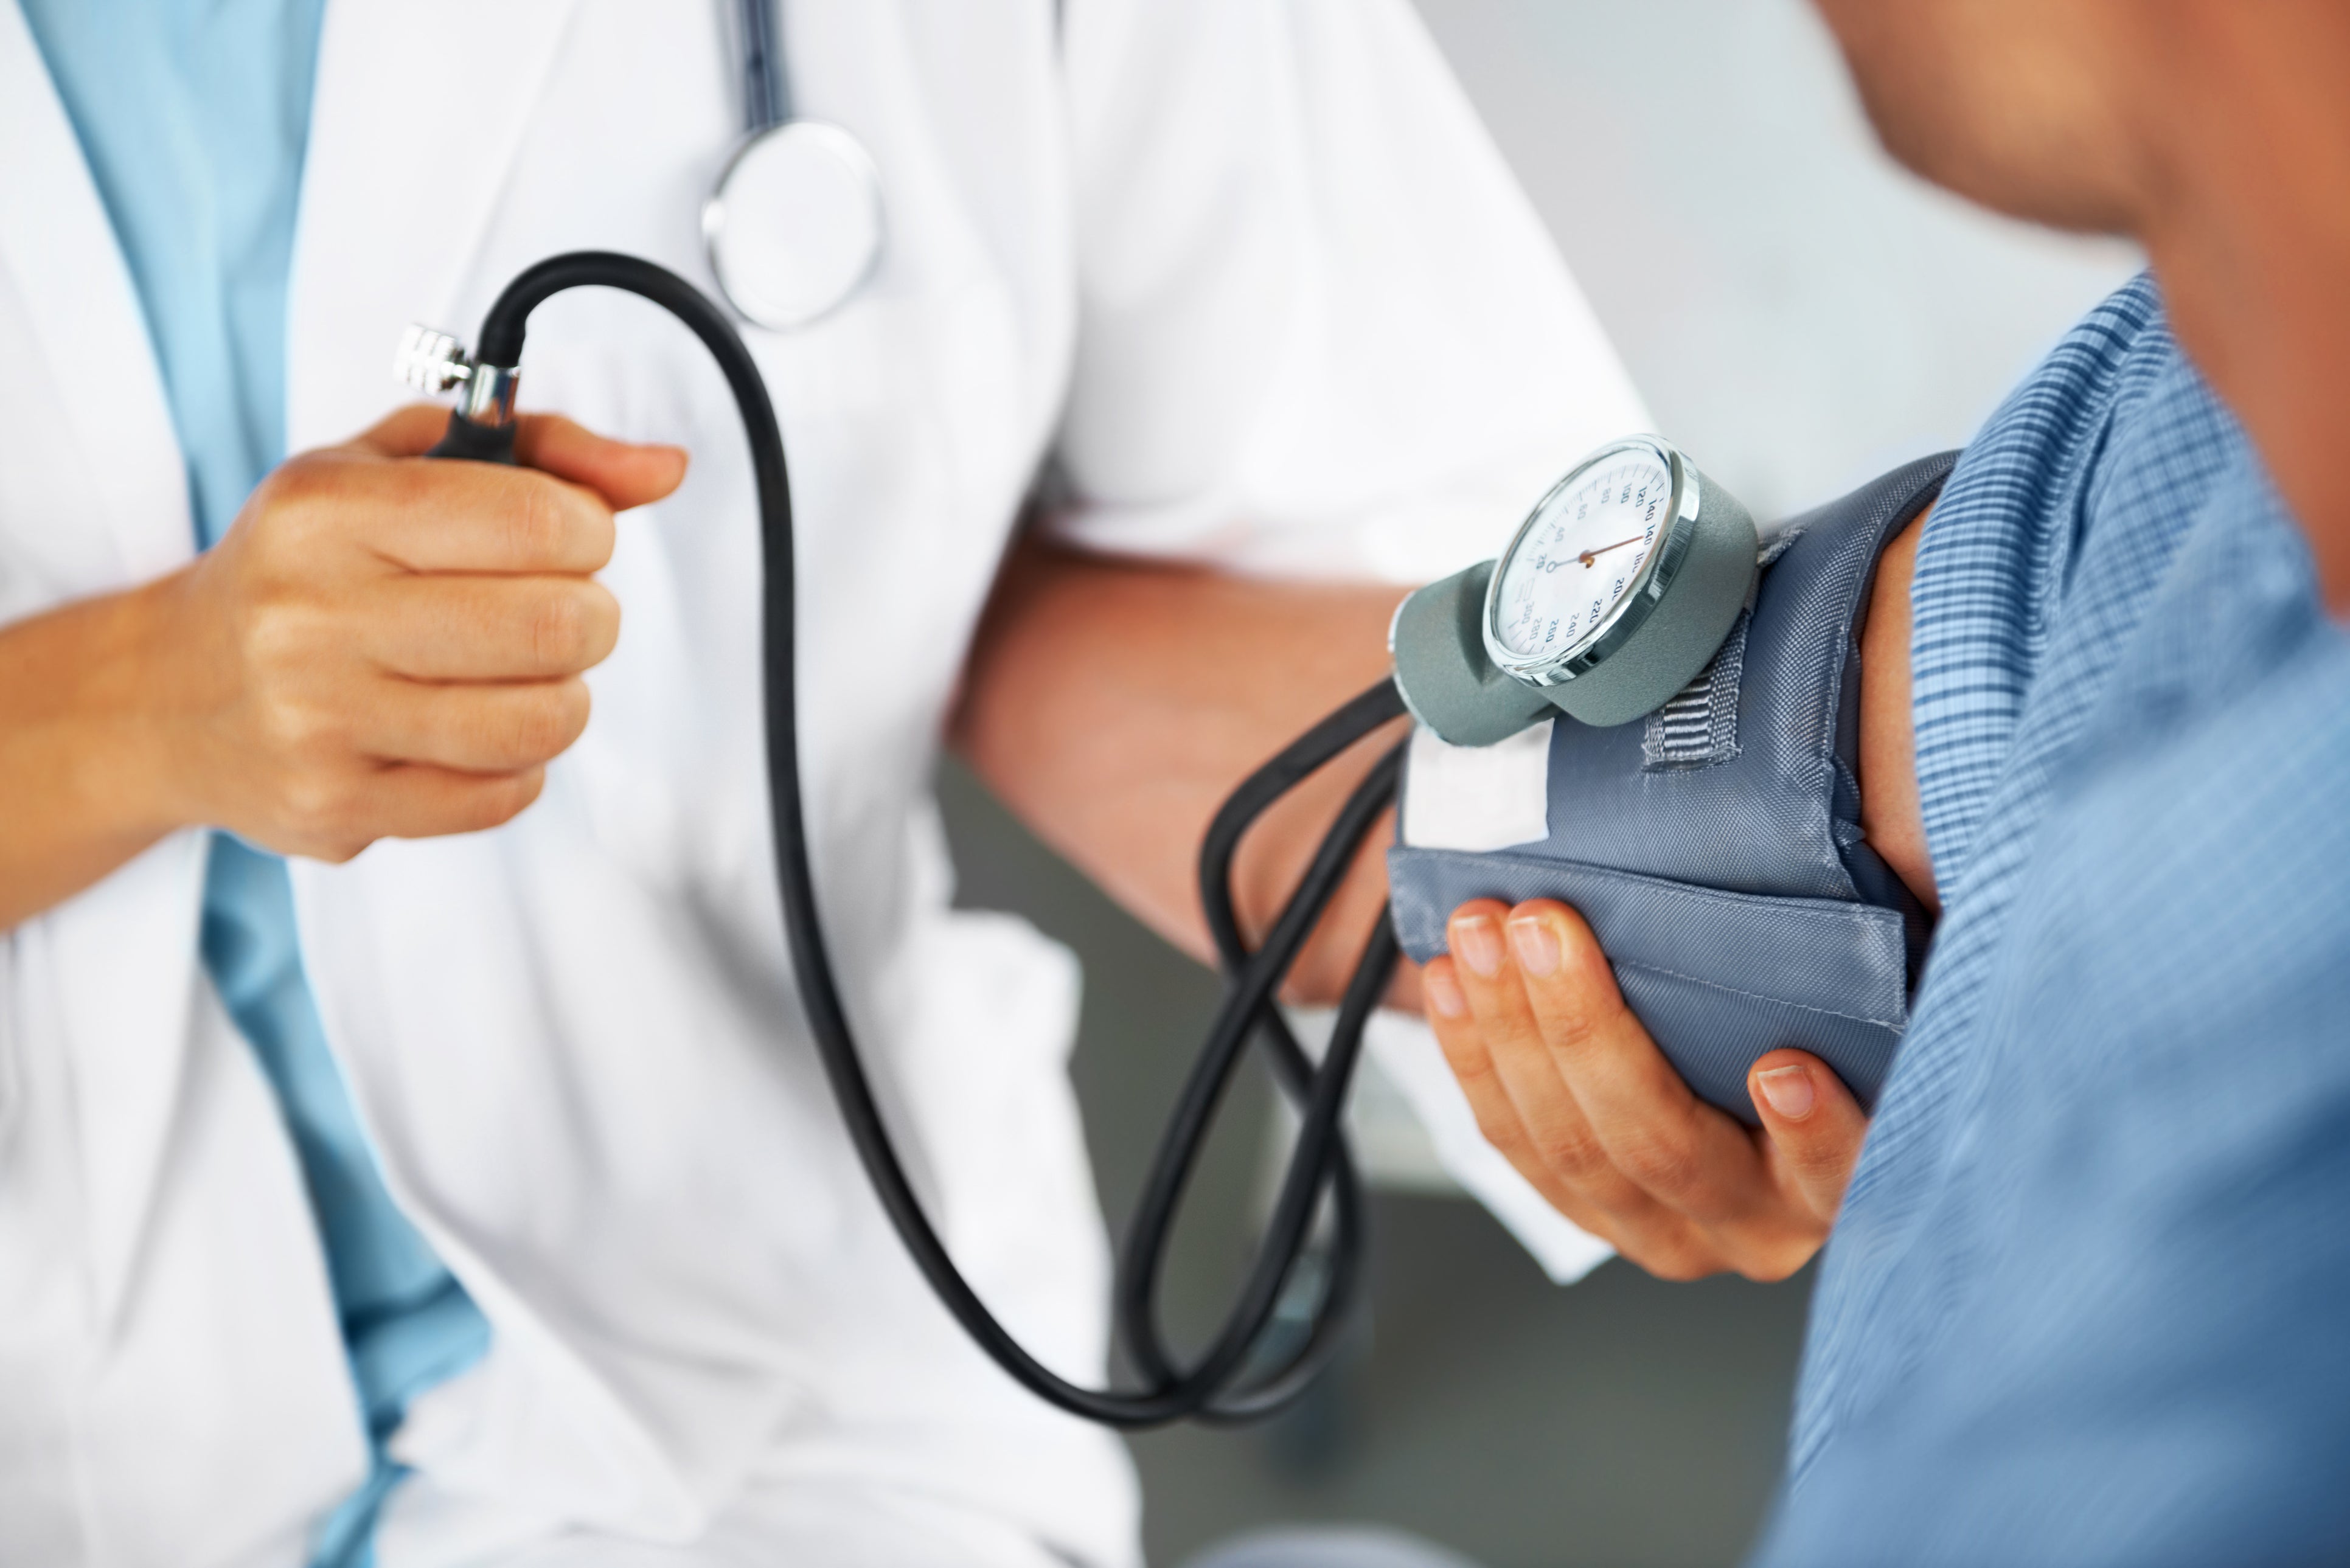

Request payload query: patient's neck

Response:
[2134,7,2350,616]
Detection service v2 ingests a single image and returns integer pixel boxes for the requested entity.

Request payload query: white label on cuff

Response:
[1399,720,1554,852]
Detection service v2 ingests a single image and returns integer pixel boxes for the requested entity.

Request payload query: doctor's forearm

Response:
[0,581,188,929]
[951,538,1417,1009]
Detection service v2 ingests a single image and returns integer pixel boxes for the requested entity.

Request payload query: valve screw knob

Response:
[394,324,475,396]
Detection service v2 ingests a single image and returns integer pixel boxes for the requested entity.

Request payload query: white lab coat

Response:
[0,1,1647,1564]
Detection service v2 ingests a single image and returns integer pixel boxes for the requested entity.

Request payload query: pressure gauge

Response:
[1391,436,1759,742]
[1489,440,1680,675]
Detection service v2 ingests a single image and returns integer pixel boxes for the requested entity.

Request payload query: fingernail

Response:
[1425,967,1467,1019]
[1508,917,1560,977]
[1452,914,1504,978]
[1755,1064,1816,1122]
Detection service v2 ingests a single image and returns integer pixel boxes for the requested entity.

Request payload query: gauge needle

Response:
[1578,534,1644,567]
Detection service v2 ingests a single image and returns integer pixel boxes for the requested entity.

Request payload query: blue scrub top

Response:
[21,5,491,1563]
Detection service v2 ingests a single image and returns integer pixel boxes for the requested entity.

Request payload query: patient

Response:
[1424,1,2350,1561]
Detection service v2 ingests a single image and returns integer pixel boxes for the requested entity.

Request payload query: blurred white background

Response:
[1417,0,2140,519]
[944,4,2146,1564]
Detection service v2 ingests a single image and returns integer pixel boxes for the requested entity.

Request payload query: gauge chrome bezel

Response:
[1481,435,1703,688]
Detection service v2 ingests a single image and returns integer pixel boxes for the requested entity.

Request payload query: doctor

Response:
[0,2,1647,1565]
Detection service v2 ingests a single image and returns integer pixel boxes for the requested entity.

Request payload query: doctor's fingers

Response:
[355,676,594,775]
[1431,907,1709,1255]
[1745,1047,1870,1227]
[1499,900,1829,1278]
[352,457,619,576]
[276,763,549,862]
[363,575,622,681]
[357,406,689,514]
[512,415,689,513]
[256,440,616,576]
[1425,951,1724,1279]
[1424,957,1627,1240]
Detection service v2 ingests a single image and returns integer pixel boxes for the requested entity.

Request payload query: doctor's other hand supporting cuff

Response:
[1388,451,1953,1119]
[1422,897,1866,1282]
[1388,453,1950,1277]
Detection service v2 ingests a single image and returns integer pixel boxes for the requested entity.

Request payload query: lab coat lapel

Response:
[287,0,586,450]
[0,2,212,1333]
[0,1,192,583]
[0,0,582,1337]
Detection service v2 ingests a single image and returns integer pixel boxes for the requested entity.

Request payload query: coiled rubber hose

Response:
[426,252,1405,1428]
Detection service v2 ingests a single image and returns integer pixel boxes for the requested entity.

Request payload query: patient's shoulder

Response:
[1918,269,2250,634]
[1904,272,2240,882]
[1936,272,2181,566]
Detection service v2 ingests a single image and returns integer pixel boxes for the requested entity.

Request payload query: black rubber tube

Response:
[432,251,1405,1428]
[1181,681,1410,1415]
[1114,735,1404,1409]
[1124,685,1408,1417]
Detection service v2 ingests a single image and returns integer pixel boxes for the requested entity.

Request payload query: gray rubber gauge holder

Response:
[1393,440,1759,740]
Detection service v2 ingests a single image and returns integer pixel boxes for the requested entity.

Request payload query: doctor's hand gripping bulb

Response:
[396,252,1406,1429]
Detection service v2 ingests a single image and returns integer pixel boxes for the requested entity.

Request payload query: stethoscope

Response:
[406,245,1396,1424]
[701,0,884,330]
[402,5,1384,1434]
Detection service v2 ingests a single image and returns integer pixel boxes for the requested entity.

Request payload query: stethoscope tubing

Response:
[737,0,790,132]
[706,0,884,331]
[428,251,1403,1429]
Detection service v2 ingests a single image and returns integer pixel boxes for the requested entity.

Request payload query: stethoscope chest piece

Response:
[704,119,883,331]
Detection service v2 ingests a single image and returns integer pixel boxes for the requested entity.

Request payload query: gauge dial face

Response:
[1491,446,1674,664]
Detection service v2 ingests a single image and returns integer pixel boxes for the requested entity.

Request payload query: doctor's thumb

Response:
[512,414,689,513]
[1748,1048,1868,1224]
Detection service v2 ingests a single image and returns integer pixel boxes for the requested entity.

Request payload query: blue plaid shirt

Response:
[1756,275,2350,1563]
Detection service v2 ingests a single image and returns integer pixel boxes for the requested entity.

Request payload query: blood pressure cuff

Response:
[1385,452,1955,1122]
